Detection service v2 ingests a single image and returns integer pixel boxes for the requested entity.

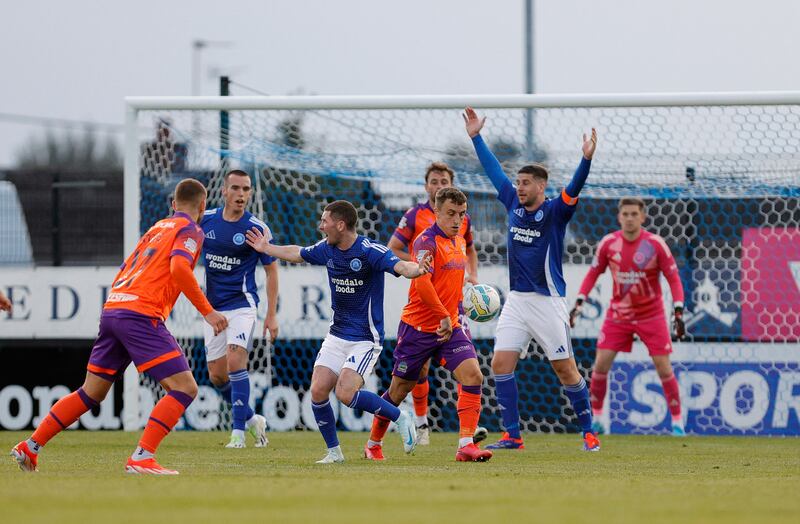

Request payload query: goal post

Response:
[122,91,800,435]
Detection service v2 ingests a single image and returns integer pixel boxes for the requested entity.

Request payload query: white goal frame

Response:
[122,90,800,431]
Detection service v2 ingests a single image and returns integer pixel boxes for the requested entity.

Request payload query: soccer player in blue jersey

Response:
[246,200,430,464]
[200,170,279,449]
[463,107,601,451]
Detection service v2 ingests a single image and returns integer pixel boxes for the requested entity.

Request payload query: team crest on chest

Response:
[233,233,245,246]
[350,258,362,271]
[534,209,544,222]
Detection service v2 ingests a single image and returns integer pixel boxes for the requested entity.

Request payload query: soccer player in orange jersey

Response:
[365,187,492,462]
[10,179,228,475]
[387,162,479,445]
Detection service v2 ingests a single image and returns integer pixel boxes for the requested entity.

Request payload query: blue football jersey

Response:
[200,208,276,311]
[471,134,591,297]
[496,184,574,296]
[300,235,400,344]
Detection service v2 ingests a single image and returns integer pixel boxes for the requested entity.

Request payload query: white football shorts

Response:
[204,307,257,361]
[314,333,382,377]
[494,291,573,361]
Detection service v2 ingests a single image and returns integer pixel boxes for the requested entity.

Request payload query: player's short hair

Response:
[224,169,251,184]
[424,162,455,184]
[618,197,646,211]
[434,187,467,209]
[324,200,358,231]
[518,164,549,182]
[174,178,207,206]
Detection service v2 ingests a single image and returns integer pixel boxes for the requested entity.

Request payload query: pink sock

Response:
[590,371,608,417]
[660,373,682,422]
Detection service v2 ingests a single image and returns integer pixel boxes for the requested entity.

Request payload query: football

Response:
[463,284,501,322]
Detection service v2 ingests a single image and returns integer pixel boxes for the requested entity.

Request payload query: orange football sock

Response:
[411,380,429,418]
[457,385,482,440]
[369,391,398,442]
[31,388,98,446]
[138,391,193,453]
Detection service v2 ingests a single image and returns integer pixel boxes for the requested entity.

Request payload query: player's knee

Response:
[334,385,356,406]
[491,352,517,375]
[178,381,199,399]
[309,382,331,403]
[208,371,227,387]
[460,368,484,387]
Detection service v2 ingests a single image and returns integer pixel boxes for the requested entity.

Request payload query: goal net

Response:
[123,92,800,436]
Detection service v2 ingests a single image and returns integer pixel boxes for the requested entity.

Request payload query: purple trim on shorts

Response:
[168,390,194,409]
[77,388,99,409]
[170,249,194,264]
[461,384,481,395]
[148,416,172,432]
[146,355,191,382]
[49,411,66,429]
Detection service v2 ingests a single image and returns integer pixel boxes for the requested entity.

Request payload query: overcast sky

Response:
[1,0,798,168]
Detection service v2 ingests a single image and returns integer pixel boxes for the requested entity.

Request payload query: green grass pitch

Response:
[1,431,798,524]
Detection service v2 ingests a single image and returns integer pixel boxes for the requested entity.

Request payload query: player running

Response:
[11,179,228,475]
[387,161,479,445]
[365,187,492,463]
[200,169,278,449]
[464,107,601,452]
[246,200,430,464]
[570,197,687,435]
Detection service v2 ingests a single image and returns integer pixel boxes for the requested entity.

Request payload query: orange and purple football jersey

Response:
[105,211,204,321]
[400,223,467,333]
[393,201,473,249]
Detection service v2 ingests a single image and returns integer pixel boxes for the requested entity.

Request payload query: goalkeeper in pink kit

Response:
[570,198,687,435]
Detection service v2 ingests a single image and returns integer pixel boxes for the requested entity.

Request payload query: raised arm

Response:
[463,107,515,205]
[245,227,304,263]
[562,129,597,204]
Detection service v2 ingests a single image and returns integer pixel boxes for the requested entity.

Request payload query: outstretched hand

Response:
[245,226,272,253]
[582,128,598,160]
[462,106,486,138]
[417,251,433,275]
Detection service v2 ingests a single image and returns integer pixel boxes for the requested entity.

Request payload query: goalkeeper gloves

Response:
[672,305,686,341]
[569,296,585,328]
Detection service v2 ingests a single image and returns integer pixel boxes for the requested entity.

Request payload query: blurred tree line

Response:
[14,126,122,171]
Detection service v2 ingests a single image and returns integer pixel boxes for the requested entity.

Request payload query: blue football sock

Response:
[311,399,339,449]
[217,380,255,422]
[564,377,593,434]
[229,370,252,431]
[494,373,521,439]
[348,390,400,422]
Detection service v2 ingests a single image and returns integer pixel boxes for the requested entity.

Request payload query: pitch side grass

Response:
[1,431,798,524]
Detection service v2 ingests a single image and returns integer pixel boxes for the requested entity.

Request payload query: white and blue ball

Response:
[463,284,501,322]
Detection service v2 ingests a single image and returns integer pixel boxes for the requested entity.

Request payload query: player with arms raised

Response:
[387,161,479,444]
[464,107,600,451]
[11,179,228,474]
[200,170,278,449]
[570,198,686,435]
[246,200,428,463]
[366,187,492,462]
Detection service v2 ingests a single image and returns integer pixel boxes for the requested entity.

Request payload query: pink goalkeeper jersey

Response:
[578,230,684,321]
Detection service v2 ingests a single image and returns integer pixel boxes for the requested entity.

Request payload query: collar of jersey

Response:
[173,211,196,224]
[429,222,451,239]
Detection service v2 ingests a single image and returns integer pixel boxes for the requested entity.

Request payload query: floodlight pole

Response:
[524,0,535,159]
